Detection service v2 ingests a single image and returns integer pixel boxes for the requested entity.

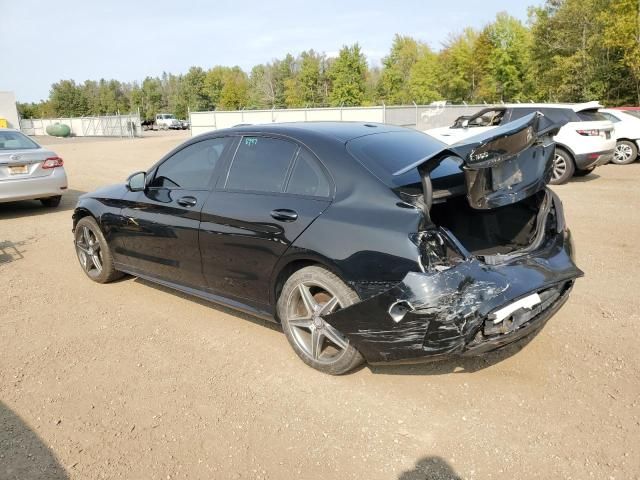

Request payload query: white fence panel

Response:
[19,114,142,137]
[189,104,495,137]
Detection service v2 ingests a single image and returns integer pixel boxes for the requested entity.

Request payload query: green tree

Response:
[50,80,88,116]
[182,67,209,112]
[328,44,368,106]
[380,35,423,104]
[482,12,534,102]
[219,67,249,110]
[529,0,610,102]
[409,49,442,103]
[140,77,163,120]
[204,66,230,108]
[437,28,482,102]
[601,0,640,104]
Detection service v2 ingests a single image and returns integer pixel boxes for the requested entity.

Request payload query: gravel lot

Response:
[1,131,639,480]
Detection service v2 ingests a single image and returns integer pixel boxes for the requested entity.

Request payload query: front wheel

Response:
[612,140,638,165]
[278,266,364,375]
[74,216,123,283]
[549,149,575,185]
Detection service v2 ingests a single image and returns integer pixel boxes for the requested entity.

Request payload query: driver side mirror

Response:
[127,171,146,191]
[461,119,470,129]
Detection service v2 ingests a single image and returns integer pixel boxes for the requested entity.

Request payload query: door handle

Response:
[270,209,298,222]
[177,196,198,207]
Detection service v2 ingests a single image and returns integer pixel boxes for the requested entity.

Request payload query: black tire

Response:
[278,266,364,375]
[574,166,595,177]
[40,195,61,207]
[74,216,123,284]
[612,140,638,165]
[550,149,575,185]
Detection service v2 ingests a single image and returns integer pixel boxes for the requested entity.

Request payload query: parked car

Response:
[72,120,582,374]
[599,108,640,164]
[178,119,190,130]
[155,113,182,130]
[426,102,615,184]
[609,106,640,119]
[0,128,67,207]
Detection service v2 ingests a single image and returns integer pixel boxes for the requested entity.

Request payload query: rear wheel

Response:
[550,149,575,185]
[40,195,61,207]
[74,216,123,283]
[612,140,638,165]
[278,266,364,375]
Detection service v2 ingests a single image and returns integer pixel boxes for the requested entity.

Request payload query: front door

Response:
[119,137,232,287]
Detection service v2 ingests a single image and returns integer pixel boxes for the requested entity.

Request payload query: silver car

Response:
[0,129,68,207]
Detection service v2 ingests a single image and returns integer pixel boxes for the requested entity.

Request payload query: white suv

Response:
[599,108,640,165]
[426,102,616,184]
[155,113,181,130]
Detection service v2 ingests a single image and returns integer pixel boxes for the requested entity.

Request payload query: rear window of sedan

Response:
[0,131,39,150]
[347,131,446,187]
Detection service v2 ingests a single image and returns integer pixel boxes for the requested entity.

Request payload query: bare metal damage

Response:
[323,227,583,364]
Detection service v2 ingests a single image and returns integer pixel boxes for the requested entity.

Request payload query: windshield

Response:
[0,131,39,150]
[347,131,449,187]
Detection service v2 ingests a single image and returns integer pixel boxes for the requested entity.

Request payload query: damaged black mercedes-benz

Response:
[73,116,582,375]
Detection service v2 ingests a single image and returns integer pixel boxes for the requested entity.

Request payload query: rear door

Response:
[118,137,232,287]
[199,135,332,305]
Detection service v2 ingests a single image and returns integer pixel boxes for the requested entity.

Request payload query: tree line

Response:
[17,0,640,121]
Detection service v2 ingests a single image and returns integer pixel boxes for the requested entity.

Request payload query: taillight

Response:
[576,129,606,138]
[42,156,64,169]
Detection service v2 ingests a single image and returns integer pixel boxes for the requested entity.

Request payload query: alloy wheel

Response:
[286,281,349,365]
[552,153,567,181]
[614,143,633,163]
[75,225,103,276]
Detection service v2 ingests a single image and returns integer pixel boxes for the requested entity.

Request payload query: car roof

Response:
[208,121,412,143]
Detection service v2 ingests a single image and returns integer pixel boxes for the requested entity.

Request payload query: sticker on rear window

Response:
[244,137,258,146]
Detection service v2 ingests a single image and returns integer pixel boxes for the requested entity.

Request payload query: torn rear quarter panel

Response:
[323,228,583,364]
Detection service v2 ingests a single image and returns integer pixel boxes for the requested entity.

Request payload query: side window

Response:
[226,136,297,193]
[286,149,331,197]
[601,112,621,123]
[151,137,229,189]
[507,108,536,122]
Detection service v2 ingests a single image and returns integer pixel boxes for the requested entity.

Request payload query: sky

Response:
[2,0,536,103]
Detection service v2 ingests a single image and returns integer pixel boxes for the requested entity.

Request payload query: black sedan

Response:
[72,119,582,374]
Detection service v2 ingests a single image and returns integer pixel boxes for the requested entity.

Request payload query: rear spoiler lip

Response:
[393,112,563,177]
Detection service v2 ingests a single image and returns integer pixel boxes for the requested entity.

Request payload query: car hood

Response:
[80,183,128,201]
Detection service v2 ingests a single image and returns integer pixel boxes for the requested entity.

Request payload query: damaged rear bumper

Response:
[323,201,583,365]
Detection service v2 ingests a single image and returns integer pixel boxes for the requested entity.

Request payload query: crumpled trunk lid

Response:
[399,112,561,210]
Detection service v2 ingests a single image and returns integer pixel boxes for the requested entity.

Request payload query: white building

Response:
[0,91,20,129]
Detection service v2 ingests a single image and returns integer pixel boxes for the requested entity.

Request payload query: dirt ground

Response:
[1,131,639,480]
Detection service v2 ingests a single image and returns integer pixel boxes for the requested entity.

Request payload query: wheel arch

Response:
[554,143,575,161]
[270,254,348,319]
[72,207,98,232]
